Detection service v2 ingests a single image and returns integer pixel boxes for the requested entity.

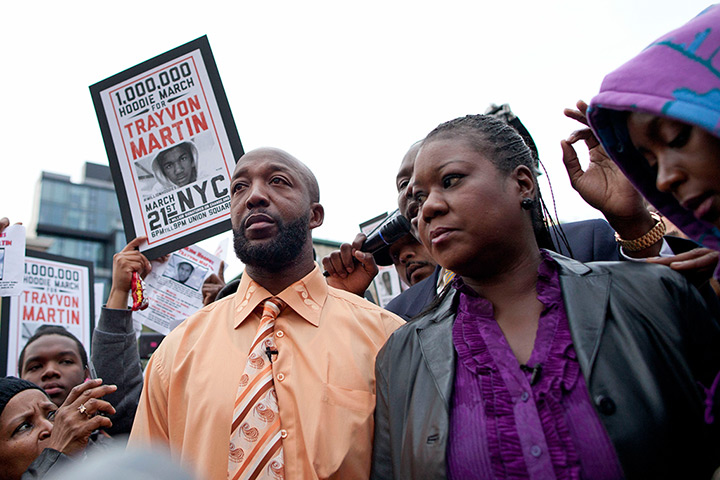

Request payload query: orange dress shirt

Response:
[128,265,404,479]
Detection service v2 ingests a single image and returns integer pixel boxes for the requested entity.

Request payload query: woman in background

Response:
[0,377,115,480]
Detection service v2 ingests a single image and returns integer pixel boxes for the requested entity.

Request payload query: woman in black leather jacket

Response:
[371,114,720,480]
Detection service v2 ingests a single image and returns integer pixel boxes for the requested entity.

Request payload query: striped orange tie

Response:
[228,297,286,480]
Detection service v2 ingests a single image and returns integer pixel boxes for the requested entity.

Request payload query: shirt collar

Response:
[233,263,327,328]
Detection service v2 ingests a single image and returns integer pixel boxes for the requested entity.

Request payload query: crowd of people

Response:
[2,5,720,479]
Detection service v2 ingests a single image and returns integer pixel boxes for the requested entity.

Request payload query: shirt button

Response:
[521,391,530,402]
[276,373,285,381]
[280,429,288,439]
[530,445,542,458]
[275,330,284,338]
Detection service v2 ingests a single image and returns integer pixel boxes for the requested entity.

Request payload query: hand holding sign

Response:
[106,237,152,310]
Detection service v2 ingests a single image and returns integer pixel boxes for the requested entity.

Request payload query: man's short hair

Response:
[18,325,88,374]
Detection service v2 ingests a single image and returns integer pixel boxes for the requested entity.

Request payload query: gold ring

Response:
[78,403,88,416]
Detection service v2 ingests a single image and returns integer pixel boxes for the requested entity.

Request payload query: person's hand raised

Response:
[561,100,660,256]
[202,261,226,306]
[47,379,116,457]
[322,233,378,297]
[106,237,153,309]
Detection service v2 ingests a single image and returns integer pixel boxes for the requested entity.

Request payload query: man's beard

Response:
[233,212,309,272]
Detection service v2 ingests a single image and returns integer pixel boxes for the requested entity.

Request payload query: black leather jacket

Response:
[372,253,720,480]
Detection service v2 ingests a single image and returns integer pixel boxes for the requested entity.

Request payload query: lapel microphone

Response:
[265,346,279,364]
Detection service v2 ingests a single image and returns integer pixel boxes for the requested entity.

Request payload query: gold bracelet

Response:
[614,212,666,252]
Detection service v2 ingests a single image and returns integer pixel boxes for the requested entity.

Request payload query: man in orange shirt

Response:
[129,148,404,480]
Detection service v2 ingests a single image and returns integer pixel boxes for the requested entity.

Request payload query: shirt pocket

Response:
[322,382,376,413]
[313,383,376,478]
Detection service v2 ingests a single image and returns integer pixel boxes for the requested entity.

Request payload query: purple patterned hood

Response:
[588,5,720,252]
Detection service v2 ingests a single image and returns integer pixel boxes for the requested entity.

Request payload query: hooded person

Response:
[151,141,199,191]
[587,5,720,254]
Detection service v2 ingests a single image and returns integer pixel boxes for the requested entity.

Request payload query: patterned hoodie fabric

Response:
[588,4,720,252]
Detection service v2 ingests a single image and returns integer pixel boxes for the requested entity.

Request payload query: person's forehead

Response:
[626,111,674,141]
[415,139,478,176]
[162,146,188,160]
[24,335,81,360]
[233,153,304,180]
[396,146,420,181]
[1,389,52,424]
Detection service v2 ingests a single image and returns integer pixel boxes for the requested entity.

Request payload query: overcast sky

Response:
[1,0,711,279]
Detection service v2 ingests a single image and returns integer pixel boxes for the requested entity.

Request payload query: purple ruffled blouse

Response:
[446,251,625,480]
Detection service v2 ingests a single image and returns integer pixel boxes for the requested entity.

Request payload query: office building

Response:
[30,162,125,299]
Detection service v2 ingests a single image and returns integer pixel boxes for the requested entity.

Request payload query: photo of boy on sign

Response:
[174,261,194,284]
[133,134,221,199]
[152,141,198,189]
[161,253,206,291]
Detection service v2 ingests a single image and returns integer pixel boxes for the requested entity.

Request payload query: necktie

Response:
[228,297,287,480]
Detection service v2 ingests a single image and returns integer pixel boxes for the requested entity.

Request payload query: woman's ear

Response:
[512,165,537,200]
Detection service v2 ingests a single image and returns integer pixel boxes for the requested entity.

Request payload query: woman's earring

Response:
[521,198,534,210]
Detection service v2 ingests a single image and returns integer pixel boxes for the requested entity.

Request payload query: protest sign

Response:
[133,245,222,335]
[90,36,243,259]
[0,224,26,297]
[0,250,94,376]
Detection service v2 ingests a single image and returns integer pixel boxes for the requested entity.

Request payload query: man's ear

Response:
[84,365,92,380]
[309,203,324,229]
[513,165,537,200]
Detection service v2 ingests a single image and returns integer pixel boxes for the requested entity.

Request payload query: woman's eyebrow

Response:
[4,410,32,427]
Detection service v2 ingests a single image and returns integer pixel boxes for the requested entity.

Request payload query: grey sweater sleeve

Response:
[90,307,143,436]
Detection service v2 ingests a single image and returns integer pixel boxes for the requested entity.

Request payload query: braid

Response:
[424,114,554,250]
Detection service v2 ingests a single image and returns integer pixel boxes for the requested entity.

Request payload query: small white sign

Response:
[0,225,26,297]
[133,244,222,335]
